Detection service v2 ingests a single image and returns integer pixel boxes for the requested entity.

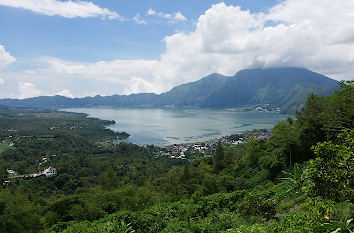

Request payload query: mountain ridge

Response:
[0,67,339,114]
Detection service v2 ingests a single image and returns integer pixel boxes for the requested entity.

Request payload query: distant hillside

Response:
[0,67,339,114]
[155,68,339,112]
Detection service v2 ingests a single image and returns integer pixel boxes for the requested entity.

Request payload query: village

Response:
[225,104,281,113]
[161,129,272,159]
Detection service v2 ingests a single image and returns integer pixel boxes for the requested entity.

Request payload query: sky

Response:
[0,0,353,99]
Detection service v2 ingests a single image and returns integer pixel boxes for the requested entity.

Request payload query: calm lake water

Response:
[61,107,290,146]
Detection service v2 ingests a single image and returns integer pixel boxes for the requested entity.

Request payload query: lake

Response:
[61,107,290,146]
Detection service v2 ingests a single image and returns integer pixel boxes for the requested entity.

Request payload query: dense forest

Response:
[0,81,353,233]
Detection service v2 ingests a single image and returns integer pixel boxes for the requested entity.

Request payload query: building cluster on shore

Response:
[162,130,272,159]
[225,104,281,113]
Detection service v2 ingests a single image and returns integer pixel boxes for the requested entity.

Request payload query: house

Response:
[42,167,57,178]
[7,169,17,177]
[2,180,10,186]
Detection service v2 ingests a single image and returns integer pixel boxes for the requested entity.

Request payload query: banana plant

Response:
[281,163,308,199]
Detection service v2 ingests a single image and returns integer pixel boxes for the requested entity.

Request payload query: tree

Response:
[321,80,354,139]
[307,129,354,201]
[295,94,326,158]
[163,167,184,197]
[180,166,193,195]
[245,139,262,167]
[99,167,119,191]
[271,118,299,167]
[213,142,225,172]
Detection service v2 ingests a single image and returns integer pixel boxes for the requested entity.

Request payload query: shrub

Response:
[307,129,353,201]
[237,193,276,220]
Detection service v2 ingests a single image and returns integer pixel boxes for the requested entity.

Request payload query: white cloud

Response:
[174,12,187,21]
[147,8,156,16]
[155,1,354,82]
[0,0,121,20]
[55,89,74,98]
[0,45,14,92]
[123,76,157,94]
[133,13,146,25]
[1,0,354,99]
[18,82,41,99]
[44,57,159,84]
[147,8,187,23]
[0,45,16,70]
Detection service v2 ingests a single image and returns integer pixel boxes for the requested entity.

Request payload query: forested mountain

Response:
[0,67,339,114]
[156,67,338,113]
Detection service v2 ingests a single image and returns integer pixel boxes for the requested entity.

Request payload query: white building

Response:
[7,169,17,177]
[42,167,57,178]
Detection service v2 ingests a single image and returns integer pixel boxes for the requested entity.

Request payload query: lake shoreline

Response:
[60,107,290,146]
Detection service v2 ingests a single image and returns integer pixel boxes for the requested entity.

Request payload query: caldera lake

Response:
[61,107,290,146]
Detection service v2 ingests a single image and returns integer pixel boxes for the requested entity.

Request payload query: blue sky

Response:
[0,0,353,98]
[0,0,277,62]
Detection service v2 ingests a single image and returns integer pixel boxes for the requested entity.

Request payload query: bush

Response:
[237,193,276,220]
[307,130,353,201]
[161,221,192,233]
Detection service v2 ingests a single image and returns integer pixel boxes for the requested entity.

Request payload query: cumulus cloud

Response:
[0,45,14,93]
[10,57,161,97]
[133,13,146,25]
[55,89,74,98]
[2,0,354,99]
[174,12,187,21]
[123,77,157,94]
[0,45,16,70]
[147,8,187,22]
[18,82,41,99]
[147,8,156,16]
[156,1,354,82]
[0,0,121,20]
[44,57,159,84]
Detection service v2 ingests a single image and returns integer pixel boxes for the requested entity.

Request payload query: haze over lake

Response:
[62,107,290,146]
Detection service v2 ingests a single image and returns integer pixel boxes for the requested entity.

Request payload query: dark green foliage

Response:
[238,192,276,220]
[271,118,299,166]
[281,163,308,200]
[321,80,354,136]
[99,167,119,191]
[213,141,225,172]
[307,129,354,201]
[296,93,327,157]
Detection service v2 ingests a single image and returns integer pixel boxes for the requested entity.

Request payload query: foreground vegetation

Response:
[0,81,353,232]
